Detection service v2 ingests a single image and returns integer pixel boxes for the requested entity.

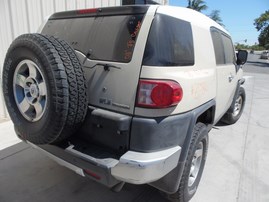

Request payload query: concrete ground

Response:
[0,54,268,202]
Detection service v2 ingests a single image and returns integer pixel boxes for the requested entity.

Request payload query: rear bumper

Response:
[28,142,181,186]
[25,100,215,193]
[111,146,181,184]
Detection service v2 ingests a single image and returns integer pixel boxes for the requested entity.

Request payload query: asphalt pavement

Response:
[0,53,268,202]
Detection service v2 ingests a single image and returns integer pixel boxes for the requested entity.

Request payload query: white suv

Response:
[2,5,248,202]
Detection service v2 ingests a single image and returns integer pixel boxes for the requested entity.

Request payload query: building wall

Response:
[0,0,168,120]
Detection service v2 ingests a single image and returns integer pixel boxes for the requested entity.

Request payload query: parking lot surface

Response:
[0,53,268,202]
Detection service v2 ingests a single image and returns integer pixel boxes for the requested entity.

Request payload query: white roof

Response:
[155,6,229,35]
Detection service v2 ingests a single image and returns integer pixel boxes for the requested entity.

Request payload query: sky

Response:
[169,0,269,45]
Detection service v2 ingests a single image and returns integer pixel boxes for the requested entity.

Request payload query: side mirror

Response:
[236,50,248,65]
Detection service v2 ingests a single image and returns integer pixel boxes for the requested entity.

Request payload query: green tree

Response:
[186,1,224,27]
[254,10,269,49]
[187,0,208,12]
[235,43,249,50]
[208,10,224,26]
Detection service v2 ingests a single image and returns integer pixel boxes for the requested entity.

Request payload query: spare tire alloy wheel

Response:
[2,34,87,144]
[13,60,47,122]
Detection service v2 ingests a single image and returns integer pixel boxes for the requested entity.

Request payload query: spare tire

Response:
[2,34,87,144]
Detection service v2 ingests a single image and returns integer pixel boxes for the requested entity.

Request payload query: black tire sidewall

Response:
[3,34,88,144]
[3,45,60,143]
[182,124,208,201]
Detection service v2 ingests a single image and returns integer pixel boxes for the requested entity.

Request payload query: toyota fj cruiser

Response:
[2,5,248,202]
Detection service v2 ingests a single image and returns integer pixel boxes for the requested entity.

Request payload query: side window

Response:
[210,29,225,65]
[221,34,235,64]
[211,27,235,65]
[143,14,194,66]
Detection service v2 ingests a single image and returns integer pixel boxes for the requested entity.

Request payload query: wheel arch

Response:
[196,105,215,127]
[149,99,215,194]
[227,79,245,114]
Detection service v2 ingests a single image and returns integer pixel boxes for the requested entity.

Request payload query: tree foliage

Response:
[186,1,224,27]
[187,0,208,12]
[254,10,269,49]
[235,43,264,51]
[208,10,224,26]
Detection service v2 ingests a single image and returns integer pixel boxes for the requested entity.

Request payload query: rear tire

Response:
[2,34,87,144]
[166,123,208,202]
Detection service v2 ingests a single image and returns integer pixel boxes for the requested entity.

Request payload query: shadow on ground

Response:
[246,60,269,68]
[0,142,169,202]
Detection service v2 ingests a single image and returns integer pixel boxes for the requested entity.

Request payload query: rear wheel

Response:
[2,34,87,144]
[166,123,208,202]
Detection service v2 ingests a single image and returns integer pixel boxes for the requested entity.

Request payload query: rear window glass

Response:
[143,14,194,66]
[43,15,144,63]
[87,15,144,62]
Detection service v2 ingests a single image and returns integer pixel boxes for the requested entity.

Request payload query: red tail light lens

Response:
[136,80,183,108]
[77,8,98,14]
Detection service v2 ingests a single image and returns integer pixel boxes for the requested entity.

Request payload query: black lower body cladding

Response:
[131,100,215,193]
[130,100,215,153]
[130,114,192,152]
[165,123,209,201]
[78,107,132,155]
[2,34,87,144]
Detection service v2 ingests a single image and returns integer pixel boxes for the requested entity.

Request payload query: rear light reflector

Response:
[136,80,183,108]
[84,169,101,180]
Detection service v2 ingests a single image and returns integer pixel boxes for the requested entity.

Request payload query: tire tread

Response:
[2,33,87,144]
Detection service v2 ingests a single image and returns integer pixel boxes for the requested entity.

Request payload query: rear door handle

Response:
[228,74,234,82]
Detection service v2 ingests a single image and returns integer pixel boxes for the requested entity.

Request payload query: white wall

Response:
[155,0,169,4]
[0,0,168,120]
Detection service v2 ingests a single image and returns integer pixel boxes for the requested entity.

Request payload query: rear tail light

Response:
[77,8,98,14]
[136,80,183,108]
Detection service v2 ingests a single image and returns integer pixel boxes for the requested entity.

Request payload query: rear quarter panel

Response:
[135,12,217,117]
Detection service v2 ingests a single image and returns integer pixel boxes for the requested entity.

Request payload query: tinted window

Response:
[87,15,144,62]
[43,15,144,63]
[221,34,235,64]
[211,29,225,65]
[143,14,194,66]
[122,0,145,4]
[211,28,235,65]
[122,0,159,4]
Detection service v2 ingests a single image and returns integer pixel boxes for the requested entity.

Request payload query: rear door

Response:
[211,28,237,120]
[42,6,157,115]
